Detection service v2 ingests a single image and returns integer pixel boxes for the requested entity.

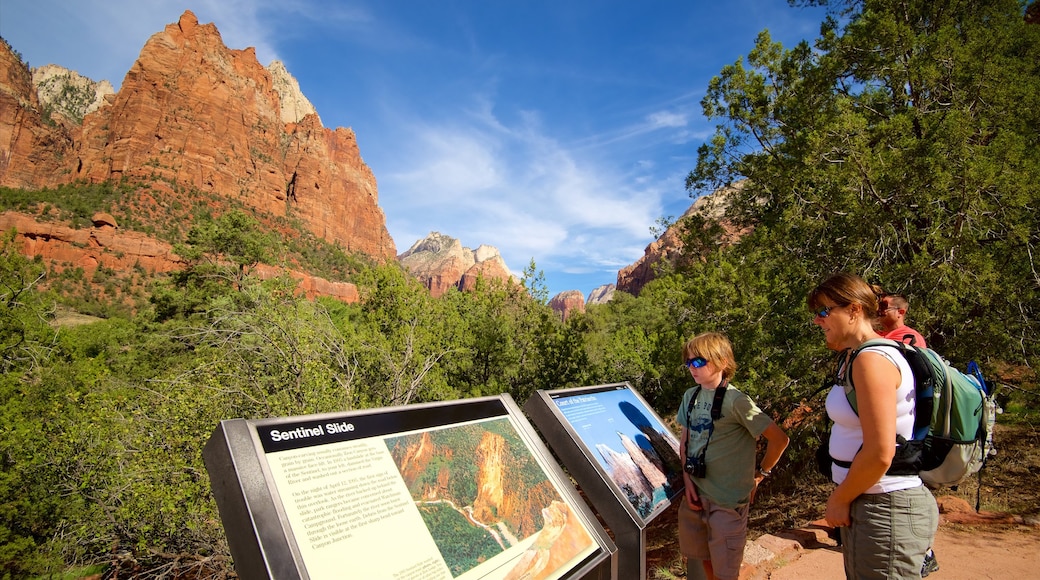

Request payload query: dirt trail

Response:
[743,495,1040,580]
[763,523,1040,580]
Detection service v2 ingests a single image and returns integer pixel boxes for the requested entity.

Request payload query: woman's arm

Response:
[825,350,899,526]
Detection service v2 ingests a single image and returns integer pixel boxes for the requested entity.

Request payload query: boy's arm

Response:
[757,421,789,476]
[751,422,789,503]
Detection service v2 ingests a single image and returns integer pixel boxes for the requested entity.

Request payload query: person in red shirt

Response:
[877,293,927,348]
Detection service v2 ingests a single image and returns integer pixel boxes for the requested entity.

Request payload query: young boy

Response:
[676,332,789,580]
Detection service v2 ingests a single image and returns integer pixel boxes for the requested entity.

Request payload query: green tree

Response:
[686,0,1040,376]
[338,262,461,406]
[520,259,549,304]
[0,231,54,373]
[0,231,65,576]
[176,209,274,284]
[155,209,278,320]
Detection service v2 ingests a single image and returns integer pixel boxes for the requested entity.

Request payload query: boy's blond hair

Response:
[682,332,737,381]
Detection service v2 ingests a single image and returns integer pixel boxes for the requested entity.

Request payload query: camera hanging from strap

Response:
[683,381,728,478]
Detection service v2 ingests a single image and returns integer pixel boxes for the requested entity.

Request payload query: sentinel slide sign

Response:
[204,395,615,580]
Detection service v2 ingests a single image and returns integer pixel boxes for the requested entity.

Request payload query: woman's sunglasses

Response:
[815,306,834,319]
[684,357,708,369]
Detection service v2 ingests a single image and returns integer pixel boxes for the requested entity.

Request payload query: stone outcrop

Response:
[616,182,746,296]
[587,284,615,305]
[252,264,359,303]
[0,210,359,304]
[0,210,178,275]
[32,64,114,127]
[266,60,319,125]
[398,232,516,297]
[548,290,585,320]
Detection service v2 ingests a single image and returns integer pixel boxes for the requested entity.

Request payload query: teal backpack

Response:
[840,339,999,495]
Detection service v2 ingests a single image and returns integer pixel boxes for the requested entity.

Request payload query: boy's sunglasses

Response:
[684,357,708,369]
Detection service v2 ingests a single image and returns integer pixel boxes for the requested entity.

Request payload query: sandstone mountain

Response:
[548,290,585,321]
[586,284,615,306]
[616,182,745,296]
[0,39,73,188]
[546,284,613,320]
[1,11,393,272]
[398,231,516,297]
[0,13,536,303]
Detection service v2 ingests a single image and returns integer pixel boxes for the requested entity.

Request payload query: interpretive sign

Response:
[524,383,683,580]
[204,395,616,580]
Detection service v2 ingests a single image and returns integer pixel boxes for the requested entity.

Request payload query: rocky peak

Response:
[549,290,585,321]
[587,284,615,305]
[266,60,319,125]
[616,182,744,296]
[1,10,395,260]
[32,64,114,126]
[399,232,515,297]
[0,11,403,308]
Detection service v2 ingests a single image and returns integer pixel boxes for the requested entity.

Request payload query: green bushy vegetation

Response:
[1,1,1038,577]
[0,181,134,228]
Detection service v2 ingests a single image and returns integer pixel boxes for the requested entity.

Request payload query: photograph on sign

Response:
[549,384,683,520]
[261,404,599,580]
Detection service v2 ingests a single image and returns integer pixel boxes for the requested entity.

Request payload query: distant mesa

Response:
[549,290,585,321]
[587,284,614,305]
[398,232,517,297]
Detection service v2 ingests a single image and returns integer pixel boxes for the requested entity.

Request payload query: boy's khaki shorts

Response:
[677,496,749,580]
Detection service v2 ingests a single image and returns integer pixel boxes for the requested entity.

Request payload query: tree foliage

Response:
[687,0,1040,370]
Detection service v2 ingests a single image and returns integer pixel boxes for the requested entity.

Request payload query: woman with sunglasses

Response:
[675,332,788,580]
[808,273,938,579]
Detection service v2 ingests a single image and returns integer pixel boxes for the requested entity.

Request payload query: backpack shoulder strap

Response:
[844,338,933,439]
[844,337,905,391]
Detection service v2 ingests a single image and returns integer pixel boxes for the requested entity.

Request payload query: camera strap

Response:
[684,381,728,458]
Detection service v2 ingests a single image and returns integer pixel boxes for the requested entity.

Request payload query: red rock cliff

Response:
[616,182,746,296]
[0,39,73,187]
[1,11,395,261]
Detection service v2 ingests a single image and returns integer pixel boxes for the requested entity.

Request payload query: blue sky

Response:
[0,0,828,300]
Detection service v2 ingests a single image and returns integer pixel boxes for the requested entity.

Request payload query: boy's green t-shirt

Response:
[676,384,772,509]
